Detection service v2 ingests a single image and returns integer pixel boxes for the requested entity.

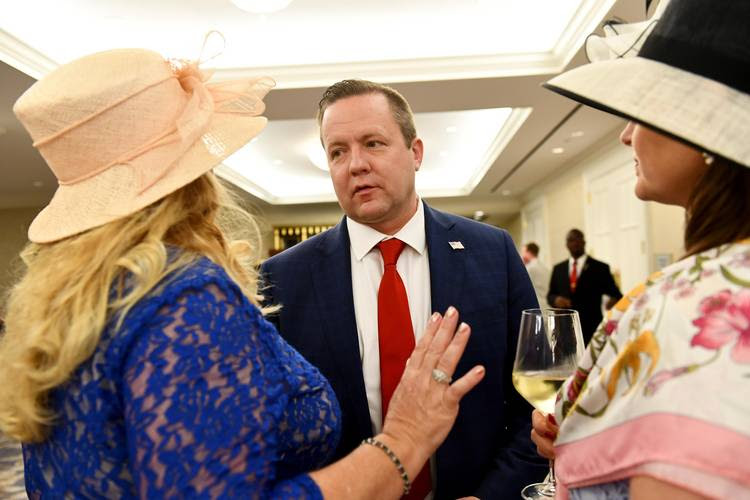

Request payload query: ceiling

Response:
[0,0,648,225]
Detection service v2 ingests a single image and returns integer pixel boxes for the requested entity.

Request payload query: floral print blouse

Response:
[553,240,750,499]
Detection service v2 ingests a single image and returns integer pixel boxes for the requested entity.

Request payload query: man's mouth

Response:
[354,185,375,196]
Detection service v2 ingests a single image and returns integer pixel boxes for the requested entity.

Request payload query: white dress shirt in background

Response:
[525,257,551,308]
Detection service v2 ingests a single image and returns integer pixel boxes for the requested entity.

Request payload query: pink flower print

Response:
[634,293,649,311]
[604,319,619,336]
[675,278,690,289]
[566,367,589,402]
[698,289,732,315]
[660,280,675,294]
[672,278,695,299]
[701,269,716,279]
[644,365,694,396]
[729,251,750,268]
[692,289,750,363]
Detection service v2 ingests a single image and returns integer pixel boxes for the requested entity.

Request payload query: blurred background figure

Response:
[521,242,549,309]
[547,229,622,344]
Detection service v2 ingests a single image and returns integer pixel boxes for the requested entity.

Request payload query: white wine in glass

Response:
[511,371,569,415]
[512,308,584,500]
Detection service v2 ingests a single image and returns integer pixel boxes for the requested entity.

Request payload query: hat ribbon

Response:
[126,62,270,195]
[38,59,271,194]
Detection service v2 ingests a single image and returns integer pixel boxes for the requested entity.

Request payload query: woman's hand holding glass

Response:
[512,308,583,499]
[531,409,558,460]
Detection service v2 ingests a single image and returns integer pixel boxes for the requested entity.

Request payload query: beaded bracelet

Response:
[362,437,411,496]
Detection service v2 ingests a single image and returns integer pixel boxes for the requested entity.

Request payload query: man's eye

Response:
[367,141,383,148]
[330,150,341,159]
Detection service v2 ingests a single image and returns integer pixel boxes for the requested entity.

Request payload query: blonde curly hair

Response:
[0,173,265,442]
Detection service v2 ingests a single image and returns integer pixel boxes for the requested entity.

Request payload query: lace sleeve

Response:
[122,279,322,499]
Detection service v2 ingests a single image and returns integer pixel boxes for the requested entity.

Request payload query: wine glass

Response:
[512,308,584,500]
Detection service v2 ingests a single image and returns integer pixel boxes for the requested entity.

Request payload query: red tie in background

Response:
[570,259,578,292]
[376,239,431,500]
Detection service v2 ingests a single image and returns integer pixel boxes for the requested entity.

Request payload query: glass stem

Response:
[549,459,556,485]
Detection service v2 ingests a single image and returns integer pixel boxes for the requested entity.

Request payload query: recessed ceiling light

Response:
[229,0,293,14]
[552,147,565,154]
[571,130,585,138]
[501,189,512,196]
[32,180,44,188]
[305,140,329,171]
[445,126,458,133]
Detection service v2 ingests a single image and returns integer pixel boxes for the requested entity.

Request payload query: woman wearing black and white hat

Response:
[531,0,750,498]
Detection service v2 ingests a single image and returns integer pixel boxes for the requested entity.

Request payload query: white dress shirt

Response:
[346,200,431,433]
[525,257,550,308]
[568,254,588,279]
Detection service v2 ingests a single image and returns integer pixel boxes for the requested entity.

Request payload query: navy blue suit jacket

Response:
[261,202,547,499]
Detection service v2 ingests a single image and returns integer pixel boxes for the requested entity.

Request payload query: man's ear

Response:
[411,138,424,171]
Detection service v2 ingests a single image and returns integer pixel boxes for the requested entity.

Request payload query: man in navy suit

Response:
[261,80,547,499]
[547,229,623,344]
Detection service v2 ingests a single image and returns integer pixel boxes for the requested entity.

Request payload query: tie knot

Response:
[377,238,406,266]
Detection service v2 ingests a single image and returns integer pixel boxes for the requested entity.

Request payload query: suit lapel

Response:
[576,257,592,287]
[424,203,466,314]
[309,219,372,435]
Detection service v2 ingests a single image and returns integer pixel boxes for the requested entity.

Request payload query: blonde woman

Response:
[531,1,750,498]
[0,49,484,498]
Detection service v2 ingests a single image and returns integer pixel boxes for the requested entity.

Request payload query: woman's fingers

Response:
[429,321,471,396]
[423,306,459,365]
[445,364,485,404]
[532,409,559,437]
[409,311,443,369]
[530,409,557,460]
[531,428,556,460]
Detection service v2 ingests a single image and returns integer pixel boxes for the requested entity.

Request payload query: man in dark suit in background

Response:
[261,79,546,499]
[548,229,622,344]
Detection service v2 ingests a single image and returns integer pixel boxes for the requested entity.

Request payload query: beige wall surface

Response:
[0,207,37,314]
[523,137,596,266]
[503,213,522,248]
[648,202,685,266]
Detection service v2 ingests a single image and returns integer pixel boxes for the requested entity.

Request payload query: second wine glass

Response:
[512,308,584,500]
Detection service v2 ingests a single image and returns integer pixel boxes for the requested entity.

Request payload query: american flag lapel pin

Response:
[448,241,464,250]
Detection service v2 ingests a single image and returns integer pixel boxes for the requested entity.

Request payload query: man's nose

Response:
[348,146,370,175]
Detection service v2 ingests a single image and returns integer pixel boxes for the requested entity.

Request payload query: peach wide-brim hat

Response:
[13,48,273,243]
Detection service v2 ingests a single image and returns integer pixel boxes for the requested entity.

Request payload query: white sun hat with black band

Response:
[544,0,750,168]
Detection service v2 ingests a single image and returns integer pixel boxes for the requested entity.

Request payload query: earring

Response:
[702,152,715,165]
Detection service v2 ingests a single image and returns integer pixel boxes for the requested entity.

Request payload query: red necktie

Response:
[376,239,431,500]
[570,259,578,292]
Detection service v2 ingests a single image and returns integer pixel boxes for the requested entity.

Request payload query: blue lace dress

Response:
[23,258,341,498]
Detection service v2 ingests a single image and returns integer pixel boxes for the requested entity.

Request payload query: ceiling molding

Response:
[215,164,279,203]
[552,0,617,64]
[0,1,616,88]
[0,29,57,80]
[467,107,532,195]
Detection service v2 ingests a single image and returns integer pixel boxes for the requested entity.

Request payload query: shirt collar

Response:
[347,198,426,261]
[569,254,588,268]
